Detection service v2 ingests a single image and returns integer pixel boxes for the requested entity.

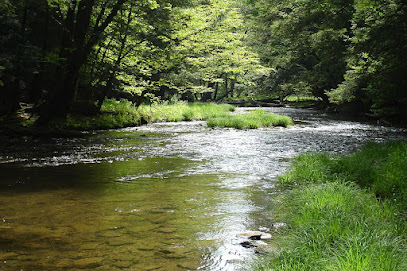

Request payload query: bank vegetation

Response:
[254,141,407,270]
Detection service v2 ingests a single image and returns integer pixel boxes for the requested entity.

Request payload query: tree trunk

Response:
[36,0,127,125]
[97,3,134,109]
[229,79,235,98]
[213,82,219,100]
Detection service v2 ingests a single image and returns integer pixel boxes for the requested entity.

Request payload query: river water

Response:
[0,107,406,271]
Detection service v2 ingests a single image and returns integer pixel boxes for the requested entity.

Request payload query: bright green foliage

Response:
[255,182,407,271]
[61,99,235,130]
[137,101,234,122]
[328,0,407,118]
[166,0,269,101]
[206,109,293,129]
[255,141,407,271]
[89,0,191,103]
[247,0,407,118]
[280,141,407,210]
[246,0,354,103]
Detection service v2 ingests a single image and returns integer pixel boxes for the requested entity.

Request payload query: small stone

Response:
[240,241,255,248]
[249,235,261,240]
[236,231,272,240]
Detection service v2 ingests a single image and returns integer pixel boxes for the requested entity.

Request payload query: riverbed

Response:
[0,107,406,270]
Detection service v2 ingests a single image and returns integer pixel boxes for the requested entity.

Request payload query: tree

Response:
[246,0,354,103]
[36,0,128,124]
[164,0,267,101]
[82,0,194,106]
[328,0,407,117]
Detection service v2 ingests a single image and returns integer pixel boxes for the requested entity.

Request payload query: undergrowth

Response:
[254,141,407,271]
[279,141,407,207]
[62,99,235,130]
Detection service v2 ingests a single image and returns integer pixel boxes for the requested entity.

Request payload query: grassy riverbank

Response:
[1,99,294,131]
[62,100,235,130]
[255,141,407,270]
[207,109,293,129]
[63,100,293,130]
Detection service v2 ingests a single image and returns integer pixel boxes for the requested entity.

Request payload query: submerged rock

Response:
[240,240,268,249]
[240,241,256,248]
[237,231,272,249]
[236,231,272,240]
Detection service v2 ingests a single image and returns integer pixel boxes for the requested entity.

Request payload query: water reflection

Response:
[0,107,406,270]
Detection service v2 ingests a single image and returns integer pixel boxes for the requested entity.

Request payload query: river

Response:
[0,107,406,271]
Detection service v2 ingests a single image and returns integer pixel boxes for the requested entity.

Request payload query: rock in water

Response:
[236,231,272,240]
[240,241,256,248]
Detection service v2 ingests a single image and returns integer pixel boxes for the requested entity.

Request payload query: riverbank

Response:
[0,100,295,133]
[254,141,407,270]
[62,100,237,130]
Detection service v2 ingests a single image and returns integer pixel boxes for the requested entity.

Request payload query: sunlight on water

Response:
[0,107,406,270]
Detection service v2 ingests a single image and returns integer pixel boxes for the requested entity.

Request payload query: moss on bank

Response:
[254,141,407,271]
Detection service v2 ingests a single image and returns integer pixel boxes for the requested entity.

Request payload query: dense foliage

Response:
[0,0,266,126]
[1,0,406,126]
[246,0,407,119]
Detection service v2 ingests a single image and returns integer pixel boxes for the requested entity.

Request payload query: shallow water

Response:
[0,107,406,270]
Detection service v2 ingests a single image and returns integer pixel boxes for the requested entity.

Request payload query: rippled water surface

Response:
[0,107,406,270]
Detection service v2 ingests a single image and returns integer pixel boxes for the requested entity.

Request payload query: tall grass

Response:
[63,99,142,130]
[206,109,293,129]
[62,99,235,130]
[137,101,234,122]
[256,182,406,271]
[279,141,407,207]
[254,141,407,271]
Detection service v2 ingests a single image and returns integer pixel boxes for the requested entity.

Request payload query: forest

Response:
[1,0,406,128]
[1,1,407,270]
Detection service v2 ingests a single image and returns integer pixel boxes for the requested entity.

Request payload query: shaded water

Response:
[0,107,406,271]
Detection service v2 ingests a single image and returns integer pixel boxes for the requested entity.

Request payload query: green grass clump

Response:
[206,109,293,129]
[61,99,142,130]
[254,141,407,271]
[101,98,139,115]
[61,99,235,130]
[137,101,234,123]
[279,141,407,207]
[64,113,141,130]
[256,182,406,271]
